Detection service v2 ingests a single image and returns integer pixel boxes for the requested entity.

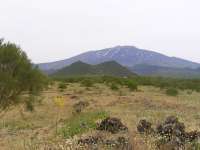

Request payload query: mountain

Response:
[131,64,200,78]
[39,46,200,71]
[52,61,136,77]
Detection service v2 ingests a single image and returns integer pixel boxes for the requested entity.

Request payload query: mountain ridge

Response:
[39,46,200,71]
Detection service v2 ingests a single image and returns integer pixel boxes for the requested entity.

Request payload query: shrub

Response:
[110,83,119,91]
[81,79,93,87]
[187,90,193,95]
[166,88,179,96]
[25,95,35,112]
[124,80,138,91]
[58,82,67,91]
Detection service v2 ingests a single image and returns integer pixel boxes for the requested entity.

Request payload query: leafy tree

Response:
[0,39,48,111]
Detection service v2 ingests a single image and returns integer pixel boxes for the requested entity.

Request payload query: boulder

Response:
[137,119,154,134]
[97,117,128,134]
[73,101,89,113]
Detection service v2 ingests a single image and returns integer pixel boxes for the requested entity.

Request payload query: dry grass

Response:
[0,82,200,149]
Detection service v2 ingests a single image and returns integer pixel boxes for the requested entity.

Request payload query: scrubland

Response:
[1,77,200,150]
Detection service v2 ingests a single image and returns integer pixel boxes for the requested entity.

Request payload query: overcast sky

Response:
[1,0,200,63]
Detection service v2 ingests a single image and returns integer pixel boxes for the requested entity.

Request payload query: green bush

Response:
[166,88,179,96]
[124,80,138,91]
[58,82,67,90]
[110,83,119,91]
[81,79,94,87]
[0,39,48,110]
[60,111,108,138]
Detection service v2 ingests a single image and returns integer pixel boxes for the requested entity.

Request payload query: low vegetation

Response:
[81,79,94,87]
[58,82,67,92]
[110,83,119,91]
[60,111,108,138]
[166,88,179,96]
[54,75,200,92]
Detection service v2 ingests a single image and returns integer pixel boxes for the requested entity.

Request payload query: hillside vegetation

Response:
[52,61,136,77]
[132,64,200,78]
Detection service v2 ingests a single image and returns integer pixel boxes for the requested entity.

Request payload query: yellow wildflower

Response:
[54,96,65,108]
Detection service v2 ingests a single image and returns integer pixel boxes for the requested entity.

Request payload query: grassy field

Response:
[1,82,200,150]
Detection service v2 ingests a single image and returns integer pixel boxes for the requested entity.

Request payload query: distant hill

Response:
[131,64,200,78]
[52,61,136,77]
[39,46,200,71]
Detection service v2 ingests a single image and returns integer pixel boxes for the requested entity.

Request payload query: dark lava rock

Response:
[117,137,127,144]
[156,116,200,148]
[104,139,118,146]
[117,137,133,150]
[156,135,185,149]
[73,101,89,113]
[138,116,200,149]
[104,137,127,146]
[77,134,132,150]
[164,116,179,125]
[70,95,78,99]
[97,117,128,134]
[156,116,185,139]
[184,131,200,142]
[137,119,154,134]
[78,136,102,145]
[104,137,132,150]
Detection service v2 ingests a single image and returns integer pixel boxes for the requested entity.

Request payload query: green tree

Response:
[0,39,48,111]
